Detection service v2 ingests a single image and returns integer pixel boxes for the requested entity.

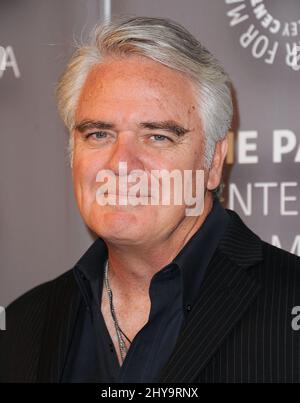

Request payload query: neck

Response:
[105,192,214,302]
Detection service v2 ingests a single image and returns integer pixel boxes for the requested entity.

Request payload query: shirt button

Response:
[186,304,192,312]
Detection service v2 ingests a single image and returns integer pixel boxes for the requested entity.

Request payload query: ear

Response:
[207,135,228,191]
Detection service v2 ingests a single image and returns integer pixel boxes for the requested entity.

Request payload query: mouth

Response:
[108,193,150,197]
[97,189,150,197]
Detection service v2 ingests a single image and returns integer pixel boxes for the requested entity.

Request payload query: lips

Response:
[107,193,150,198]
[97,188,150,197]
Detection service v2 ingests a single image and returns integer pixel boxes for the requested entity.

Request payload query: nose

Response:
[106,132,145,175]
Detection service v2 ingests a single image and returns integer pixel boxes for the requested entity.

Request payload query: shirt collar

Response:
[74,197,230,311]
[173,197,230,309]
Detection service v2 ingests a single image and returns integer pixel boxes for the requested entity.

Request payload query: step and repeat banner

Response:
[0,0,299,306]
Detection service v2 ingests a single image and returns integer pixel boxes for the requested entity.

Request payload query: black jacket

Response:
[1,208,300,383]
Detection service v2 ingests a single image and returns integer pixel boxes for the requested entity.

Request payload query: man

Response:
[0,16,299,383]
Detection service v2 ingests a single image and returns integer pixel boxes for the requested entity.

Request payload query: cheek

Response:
[72,153,101,194]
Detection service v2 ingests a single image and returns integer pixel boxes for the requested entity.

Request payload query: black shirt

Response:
[61,198,230,383]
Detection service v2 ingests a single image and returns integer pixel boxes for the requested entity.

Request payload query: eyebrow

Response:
[74,119,191,137]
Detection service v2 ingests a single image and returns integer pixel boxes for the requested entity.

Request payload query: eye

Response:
[85,131,109,140]
[150,134,173,142]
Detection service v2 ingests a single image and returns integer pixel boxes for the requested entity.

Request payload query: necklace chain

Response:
[104,259,132,363]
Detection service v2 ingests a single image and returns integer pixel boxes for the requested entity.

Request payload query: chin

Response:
[87,206,149,241]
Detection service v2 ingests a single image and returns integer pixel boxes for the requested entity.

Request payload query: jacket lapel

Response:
[156,208,263,382]
[36,270,81,383]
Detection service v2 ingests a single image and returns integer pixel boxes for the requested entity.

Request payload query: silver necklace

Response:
[104,259,132,363]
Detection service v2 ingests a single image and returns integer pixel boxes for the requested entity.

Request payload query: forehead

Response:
[75,55,199,123]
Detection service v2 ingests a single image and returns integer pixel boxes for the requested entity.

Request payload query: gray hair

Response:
[56,15,232,193]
